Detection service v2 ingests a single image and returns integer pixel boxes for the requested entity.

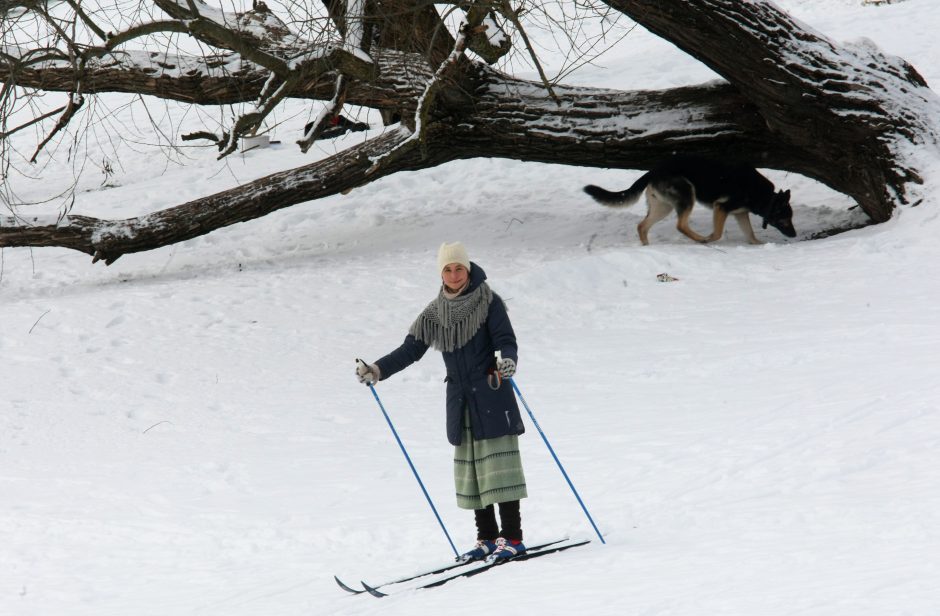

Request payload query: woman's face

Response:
[442,263,469,291]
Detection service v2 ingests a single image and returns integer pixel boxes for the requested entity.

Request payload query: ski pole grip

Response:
[356,358,374,386]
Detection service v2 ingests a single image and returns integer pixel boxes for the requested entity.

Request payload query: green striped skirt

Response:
[454,409,528,510]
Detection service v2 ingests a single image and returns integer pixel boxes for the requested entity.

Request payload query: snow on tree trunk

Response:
[604,0,940,221]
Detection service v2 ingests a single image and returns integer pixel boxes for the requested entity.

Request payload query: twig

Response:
[143,421,173,434]
[505,217,523,231]
[499,0,560,105]
[30,93,85,163]
[62,0,108,42]
[28,309,51,334]
[0,105,67,141]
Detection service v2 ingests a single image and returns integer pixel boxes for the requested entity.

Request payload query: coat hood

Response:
[462,261,487,295]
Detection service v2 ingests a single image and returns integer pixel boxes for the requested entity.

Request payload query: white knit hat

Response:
[437,241,471,273]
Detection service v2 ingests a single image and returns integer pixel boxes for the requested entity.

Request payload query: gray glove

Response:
[356,360,381,385]
[496,356,516,378]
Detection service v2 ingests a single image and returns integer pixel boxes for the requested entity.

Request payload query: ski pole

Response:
[357,360,459,558]
[501,360,606,544]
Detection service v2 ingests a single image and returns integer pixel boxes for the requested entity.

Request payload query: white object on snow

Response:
[240,134,270,152]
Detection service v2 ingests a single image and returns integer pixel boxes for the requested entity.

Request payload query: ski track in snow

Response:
[3,1,940,615]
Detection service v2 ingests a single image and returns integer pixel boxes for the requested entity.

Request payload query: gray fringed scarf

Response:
[409,282,494,352]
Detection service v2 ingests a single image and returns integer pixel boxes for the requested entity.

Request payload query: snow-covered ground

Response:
[3,1,940,614]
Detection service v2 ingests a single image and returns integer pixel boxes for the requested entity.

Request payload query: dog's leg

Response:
[659,178,710,244]
[637,187,674,245]
[734,212,763,244]
[675,208,710,244]
[708,206,730,243]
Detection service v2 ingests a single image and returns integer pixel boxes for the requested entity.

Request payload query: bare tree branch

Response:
[497,0,559,104]
[0,104,66,140]
[298,73,349,152]
[2,44,418,106]
[0,128,421,264]
[62,0,108,42]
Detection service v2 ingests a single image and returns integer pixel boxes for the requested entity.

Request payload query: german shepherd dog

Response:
[584,156,795,245]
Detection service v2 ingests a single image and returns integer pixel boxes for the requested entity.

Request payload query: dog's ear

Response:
[773,189,791,208]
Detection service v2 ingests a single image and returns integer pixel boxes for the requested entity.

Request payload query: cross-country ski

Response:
[334,537,572,595]
[359,539,592,597]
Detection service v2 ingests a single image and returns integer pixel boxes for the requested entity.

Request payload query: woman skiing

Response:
[355,241,528,562]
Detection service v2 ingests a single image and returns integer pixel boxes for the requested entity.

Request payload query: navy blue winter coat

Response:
[374,263,525,446]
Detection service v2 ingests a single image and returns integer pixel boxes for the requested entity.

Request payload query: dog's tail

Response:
[583,173,649,208]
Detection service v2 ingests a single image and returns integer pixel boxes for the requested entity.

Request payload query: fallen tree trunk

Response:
[0,80,776,262]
